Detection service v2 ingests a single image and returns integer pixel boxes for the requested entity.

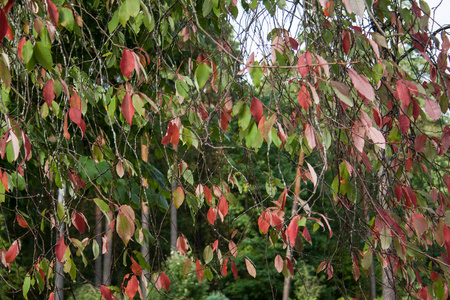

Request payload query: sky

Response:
[427,0,450,29]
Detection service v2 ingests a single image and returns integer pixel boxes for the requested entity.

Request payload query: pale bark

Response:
[282,151,304,300]
[140,135,150,298]
[103,210,113,286]
[55,184,66,300]
[94,205,102,285]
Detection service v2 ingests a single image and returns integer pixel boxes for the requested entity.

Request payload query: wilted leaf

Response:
[161,121,180,146]
[411,213,428,236]
[228,241,238,257]
[349,0,365,18]
[306,162,317,187]
[177,235,188,256]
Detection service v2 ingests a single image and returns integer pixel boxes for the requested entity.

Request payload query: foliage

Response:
[0,0,449,299]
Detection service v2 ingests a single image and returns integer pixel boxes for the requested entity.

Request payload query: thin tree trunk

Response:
[94,205,102,286]
[103,210,113,286]
[363,185,377,299]
[282,151,304,300]
[170,147,178,249]
[140,135,150,298]
[55,184,66,300]
[379,166,396,299]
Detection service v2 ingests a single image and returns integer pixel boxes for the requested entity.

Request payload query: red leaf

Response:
[121,93,135,126]
[220,112,229,131]
[161,121,180,146]
[69,93,82,110]
[204,185,212,204]
[347,68,374,101]
[4,0,14,14]
[100,285,113,300]
[218,195,228,220]
[302,226,311,242]
[412,99,420,121]
[286,216,300,247]
[443,225,450,244]
[298,85,311,110]
[258,211,270,234]
[411,213,428,236]
[373,108,381,127]
[342,30,351,55]
[0,9,10,42]
[212,239,218,251]
[131,257,142,276]
[425,97,441,120]
[415,135,427,153]
[17,37,26,61]
[1,171,8,192]
[120,49,135,79]
[63,112,70,140]
[221,257,229,276]
[399,115,410,134]
[396,80,411,107]
[274,254,283,273]
[286,257,294,275]
[47,0,59,25]
[228,240,238,257]
[48,292,55,300]
[5,240,19,263]
[125,275,139,299]
[231,259,238,280]
[69,107,82,126]
[207,207,216,225]
[160,272,170,292]
[250,97,263,122]
[71,210,86,234]
[55,236,67,263]
[297,52,311,77]
[289,37,299,50]
[16,214,28,228]
[195,259,203,282]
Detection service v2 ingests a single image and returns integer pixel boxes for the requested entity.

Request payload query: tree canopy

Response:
[0,0,449,299]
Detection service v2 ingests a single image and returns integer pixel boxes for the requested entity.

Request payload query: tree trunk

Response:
[94,205,102,286]
[55,184,66,300]
[282,151,304,300]
[103,210,113,286]
[379,166,396,299]
[140,135,150,298]
[170,147,178,249]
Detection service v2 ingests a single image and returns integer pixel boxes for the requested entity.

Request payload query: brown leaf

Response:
[47,0,59,25]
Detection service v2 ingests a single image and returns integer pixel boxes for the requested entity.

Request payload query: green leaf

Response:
[249,62,263,87]
[195,63,211,89]
[173,186,185,209]
[92,239,99,260]
[22,40,34,64]
[108,10,119,33]
[94,198,110,214]
[23,275,31,300]
[203,245,213,264]
[34,42,53,71]
[0,181,5,203]
[176,79,189,98]
[238,105,251,131]
[361,248,372,270]
[203,0,212,17]
[128,0,140,18]
[59,7,75,32]
[116,206,135,246]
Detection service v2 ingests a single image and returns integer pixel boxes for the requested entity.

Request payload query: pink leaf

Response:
[250,97,263,122]
[176,235,188,256]
[229,241,238,257]
[120,49,135,79]
[411,213,428,236]
[9,130,20,161]
[244,258,256,278]
[306,162,317,187]
[121,93,135,126]
[195,259,204,282]
[274,254,283,273]
[160,272,170,292]
[425,97,441,121]
[367,127,385,149]
[304,124,316,149]
[415,135,427,153]
[347,68,374,101]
